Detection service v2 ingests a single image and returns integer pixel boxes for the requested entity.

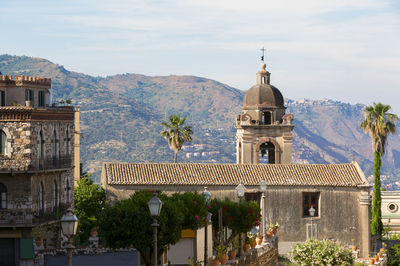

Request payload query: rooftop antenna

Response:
[260,47,266,62]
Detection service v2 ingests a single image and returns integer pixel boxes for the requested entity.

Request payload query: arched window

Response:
[0,183,7,209]
[39,182,44,215]
[259,142,275,164]
[53,180,58,211]
[66,179,70,204]
[0,130,7,155]
[39,131,44,158]
[52,130,57,158]
[66,129,70,155]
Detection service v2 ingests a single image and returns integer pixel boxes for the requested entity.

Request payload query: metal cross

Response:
[260,47,266,62]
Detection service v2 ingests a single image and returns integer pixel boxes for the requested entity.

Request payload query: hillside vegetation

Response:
[1,54,399,186]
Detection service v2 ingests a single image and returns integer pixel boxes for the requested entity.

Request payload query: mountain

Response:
[1,54,399,188]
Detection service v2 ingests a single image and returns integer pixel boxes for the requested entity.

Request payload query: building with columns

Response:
[101,62,372,259]
[0,74,80,266]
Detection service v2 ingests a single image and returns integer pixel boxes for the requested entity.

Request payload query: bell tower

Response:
[235,63,294,164]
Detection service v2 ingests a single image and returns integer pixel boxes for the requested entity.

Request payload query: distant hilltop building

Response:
[0,74,80,266]
[102,61,371,258]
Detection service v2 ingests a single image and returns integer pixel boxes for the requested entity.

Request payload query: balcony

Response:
[0,156,73,173]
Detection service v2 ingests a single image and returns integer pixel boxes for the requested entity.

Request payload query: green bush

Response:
[289,239,353,266]
[388,244,400,266]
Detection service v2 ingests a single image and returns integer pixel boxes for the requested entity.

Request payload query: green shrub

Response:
[289,239,353,266]
[388,244,400,266]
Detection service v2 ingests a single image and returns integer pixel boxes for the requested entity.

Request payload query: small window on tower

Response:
[0,91,5,106]
[263,112,271,125]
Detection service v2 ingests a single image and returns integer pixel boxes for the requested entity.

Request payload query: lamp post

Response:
[309,206,315,239]
[259,180,267,244]
[148,192,163,266]
[60,208,79,266]
[235,183,246,257]
[202,187,212,266]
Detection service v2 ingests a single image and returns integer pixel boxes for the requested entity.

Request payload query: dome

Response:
[243,64,284,108]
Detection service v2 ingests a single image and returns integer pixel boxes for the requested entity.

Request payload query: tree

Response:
[160,115,193,163]
[209,198,261,246]
[74,177,106,243]
[170,192,208,230]
[360,102,398,238]
[99,191,184,266]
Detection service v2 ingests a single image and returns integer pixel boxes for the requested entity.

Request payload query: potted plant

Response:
[228,238,239,260]
[266,227,273,238]
[247,232,256,249]
[32,226,46,247]
[216,244,228,265]
[269,222,280,235]
[369,258,375,265]
[351,239,357,251]
[256,232,263,245]
[188,257,202,266]
[210,255,220,266]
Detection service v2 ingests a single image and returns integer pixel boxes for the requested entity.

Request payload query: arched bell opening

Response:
[262,111,272,125]
[259,142,275,164]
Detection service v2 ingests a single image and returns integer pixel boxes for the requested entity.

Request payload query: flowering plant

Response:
[289,239,353,265]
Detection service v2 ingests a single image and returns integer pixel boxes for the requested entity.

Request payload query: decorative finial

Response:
[260,47,266,62]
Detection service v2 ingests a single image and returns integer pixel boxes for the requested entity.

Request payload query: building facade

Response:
[101,62,372,258]
[0,75,79,266]
[381,191,400,234]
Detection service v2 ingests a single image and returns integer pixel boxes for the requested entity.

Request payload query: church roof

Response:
[102,162,369,187]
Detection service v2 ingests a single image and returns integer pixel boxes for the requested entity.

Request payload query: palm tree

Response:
[161,115,193,163]
[360,102,398,238]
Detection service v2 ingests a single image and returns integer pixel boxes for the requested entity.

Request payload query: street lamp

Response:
[148,192,163,266]
[235,183,246,257]
[309,206,315,239]
[259,180,267,244]
[60,208,79,266]
[202,187,212,266]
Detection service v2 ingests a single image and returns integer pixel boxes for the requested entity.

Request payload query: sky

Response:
[1,0,400,114]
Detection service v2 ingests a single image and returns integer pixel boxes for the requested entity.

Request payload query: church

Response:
[101,62,371,257]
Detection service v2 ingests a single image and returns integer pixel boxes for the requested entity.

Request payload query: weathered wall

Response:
[104,182,369,255]
[263,187,364,250]
[0,174,32,224]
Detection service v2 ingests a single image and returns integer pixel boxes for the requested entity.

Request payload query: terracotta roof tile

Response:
[102,162,369,187]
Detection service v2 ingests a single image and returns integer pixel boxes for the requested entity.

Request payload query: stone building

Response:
[0,75,79,266]
[381,191,400,234]
[101,63,371,257]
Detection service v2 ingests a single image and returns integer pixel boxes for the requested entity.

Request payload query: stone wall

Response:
[0,120,74,171]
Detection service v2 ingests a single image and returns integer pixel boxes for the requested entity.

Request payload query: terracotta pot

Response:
[228,250,237,260]
[219,255,228,265]
[256,236,263,245]
[369,258,375,265]
[380,248,385,253]
[266,231,273,238]
[375,255,380,261]
[352,245,357,251]
[243,243,250,252]
[250,241,256,249]
[272,228,277,235]
[211,259,220,266]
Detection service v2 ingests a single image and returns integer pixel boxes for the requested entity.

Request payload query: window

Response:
[39,131,44,158]
[0,130,7,155]
[263,112,272,125]
[245,192,261,206]
[38,91,45,107]
[303,192,320,217]
[0,183,7,209]
[52,130,57,158]
[25,89,34,102]
[39,182,44,215]
[388,203,398,213]
[66,129,70,155]
[0,91,5,106]
[52,180,58,211]
[66,179,70,204]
